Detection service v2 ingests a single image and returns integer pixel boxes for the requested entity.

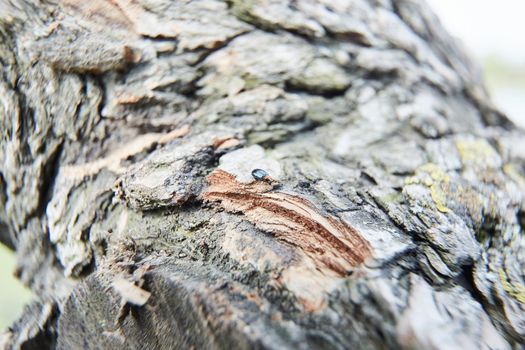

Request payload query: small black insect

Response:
[251,168,270,181]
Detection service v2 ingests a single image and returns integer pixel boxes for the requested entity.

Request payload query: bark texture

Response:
[1,0,524,349]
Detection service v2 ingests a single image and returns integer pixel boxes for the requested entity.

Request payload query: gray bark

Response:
[1,0,524,349]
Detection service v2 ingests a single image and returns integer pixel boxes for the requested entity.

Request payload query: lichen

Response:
[499,269,525,304]
[503,163,525,188]
[430,184,451,213]
[405,163,451,213]
[455,139,500,168]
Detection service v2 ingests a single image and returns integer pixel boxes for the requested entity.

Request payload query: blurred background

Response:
[0,244,31,330]
[1,0,524,331]
[428,0,525,128]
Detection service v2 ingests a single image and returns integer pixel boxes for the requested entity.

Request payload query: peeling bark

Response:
[0,0,524,349]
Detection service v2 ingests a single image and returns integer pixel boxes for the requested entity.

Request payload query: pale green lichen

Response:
[455,139,499,167]
[380,191,404,204]
[499,269,525,304]
[430,184,451,213]
[503,163,525,188]
[405,163,451,213]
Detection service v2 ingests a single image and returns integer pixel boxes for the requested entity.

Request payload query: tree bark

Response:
[1,0,524,349]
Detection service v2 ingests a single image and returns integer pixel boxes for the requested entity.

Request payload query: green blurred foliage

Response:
[484,56,525,88]
[0,244,32,331]
[483,57,525,128]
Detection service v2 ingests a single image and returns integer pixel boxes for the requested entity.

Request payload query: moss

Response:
[499,269,525,304]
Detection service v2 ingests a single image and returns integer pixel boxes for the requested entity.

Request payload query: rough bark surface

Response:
[0,0,524,349]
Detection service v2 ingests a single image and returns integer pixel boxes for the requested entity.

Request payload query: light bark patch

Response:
[62,125,189,180]
[111,277,151,306]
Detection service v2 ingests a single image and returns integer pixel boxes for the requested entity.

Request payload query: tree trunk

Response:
[1,0,524,349]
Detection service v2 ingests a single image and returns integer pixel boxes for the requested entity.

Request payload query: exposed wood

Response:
[204,169,372,276]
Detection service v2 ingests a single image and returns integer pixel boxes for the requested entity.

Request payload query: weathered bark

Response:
[1,0,524,349]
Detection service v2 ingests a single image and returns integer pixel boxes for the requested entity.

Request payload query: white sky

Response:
[427,0,525,65]
[427,0,525,127]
